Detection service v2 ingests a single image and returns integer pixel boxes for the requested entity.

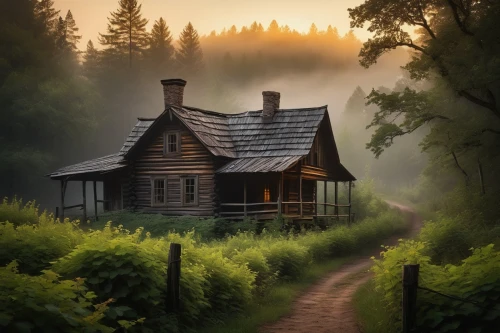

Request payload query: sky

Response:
[53,0,370,49]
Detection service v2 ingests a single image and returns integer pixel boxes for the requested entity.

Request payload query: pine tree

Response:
[65,10,81,50]
[309,23,318,36]
[267,20,280,34]
[84,40,101,78]
[99,0,149,68]
[176,22,204,76]
[148,17,174,66]
[344,86,367,115]
[55,16,69,51]
[326,25,340,39]
[34,0,60,35]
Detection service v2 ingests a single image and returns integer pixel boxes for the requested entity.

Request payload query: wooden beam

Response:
[166,243,181,313]
[334,181,339,218]
[278,173,283,217]
[243,179,247,217]
[299,175,303,218]
[348,181,352,226]
[60,180,65,220]
[82,181,87,223]
[324,181,327,215]
[93,181,98,221]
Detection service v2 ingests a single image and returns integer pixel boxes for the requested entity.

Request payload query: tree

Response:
[326,25,339,39]
[64,10,81,51]
[148,17,174,67]
[99,0,149,68]
[267,20,280,34]
[344,86,367,115]
[176,22,204,76]
[349,0,500,165]
[34,0,59,35]
[83,40,101,79]
[309,23,318,36]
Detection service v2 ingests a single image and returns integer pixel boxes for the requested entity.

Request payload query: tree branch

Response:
[458,90,500,118]
[446,0,474,36]
[451,151,470,185]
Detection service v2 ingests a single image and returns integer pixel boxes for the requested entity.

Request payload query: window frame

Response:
[150,177,167,207]
[180,175,199,207]
[163,131,181,156]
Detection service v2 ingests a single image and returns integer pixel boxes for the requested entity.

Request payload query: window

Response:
[182,176,198,206]
[151,178,166,206]
[264,185,271,202]
[164,131,180,155]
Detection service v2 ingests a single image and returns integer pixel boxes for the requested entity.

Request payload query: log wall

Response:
[132,118,215,216]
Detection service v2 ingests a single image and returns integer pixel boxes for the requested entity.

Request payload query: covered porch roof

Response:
[47,154,127,180]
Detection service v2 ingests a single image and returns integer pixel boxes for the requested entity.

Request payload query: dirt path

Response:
[260,202,422,333]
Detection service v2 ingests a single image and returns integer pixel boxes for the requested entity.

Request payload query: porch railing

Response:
[219,201,353,221]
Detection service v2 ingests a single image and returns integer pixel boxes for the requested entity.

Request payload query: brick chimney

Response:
[262,91,280,119]
[161,79,187,107]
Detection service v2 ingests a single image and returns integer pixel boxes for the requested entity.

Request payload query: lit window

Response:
[182,176,198,206]
[164,132,180,155]
[264,185,271,202]
[152,178,166,206]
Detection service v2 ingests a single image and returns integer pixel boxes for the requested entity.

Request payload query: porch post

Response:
[299,175,303,218]
[334,181,339,218]
[278,173,283,217]
[324,181,327,215]
[348,181,352,225]
[60,179,66,220]
[93,181,98,221]
[243,178,247,217]
[82,181,87,223]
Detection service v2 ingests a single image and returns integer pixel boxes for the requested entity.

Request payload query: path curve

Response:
[260,202,422,333]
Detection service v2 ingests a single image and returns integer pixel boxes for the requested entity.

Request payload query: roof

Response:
[124,105,328,159]
[48,154,126,179]
[216,156,302,174]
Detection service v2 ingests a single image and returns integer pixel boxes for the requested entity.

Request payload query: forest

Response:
[1,0,500,332]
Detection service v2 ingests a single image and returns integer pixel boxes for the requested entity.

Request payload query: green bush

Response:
[0,197,39,226]
[0,261,114,332]
[263,239,311,279]
[232,247,275,290]
[0,215,84,275]
[372,241,500,333]
[52,225,168,332]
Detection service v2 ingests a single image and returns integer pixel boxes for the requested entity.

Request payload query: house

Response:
[48,79,356,222]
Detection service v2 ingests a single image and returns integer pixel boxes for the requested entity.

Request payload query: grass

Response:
[198,257,352,333]
[352,279,395,333]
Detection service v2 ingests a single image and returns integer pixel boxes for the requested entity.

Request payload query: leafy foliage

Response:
[0,261,113,332]
[0,197,39,226]
[372,241,500,333]
[0,213,83,275]
[52,225,167,331]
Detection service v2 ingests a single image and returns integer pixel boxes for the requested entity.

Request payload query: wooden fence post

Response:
[403,264,419,333]
[55,207,59,220]
[166,243,181,313]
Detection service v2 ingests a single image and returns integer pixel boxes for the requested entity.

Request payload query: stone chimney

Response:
[161,79,187,107]
[262,91,280,119]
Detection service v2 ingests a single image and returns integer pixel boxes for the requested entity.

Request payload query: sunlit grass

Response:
[352,279,396,333]
[199,258,351,333]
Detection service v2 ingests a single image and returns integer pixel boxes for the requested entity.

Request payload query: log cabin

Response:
[48,79,356,222]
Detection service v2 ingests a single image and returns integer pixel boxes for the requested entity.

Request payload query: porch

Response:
[216,172,354,223]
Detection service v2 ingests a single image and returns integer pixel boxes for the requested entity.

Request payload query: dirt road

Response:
[260,202,422,333]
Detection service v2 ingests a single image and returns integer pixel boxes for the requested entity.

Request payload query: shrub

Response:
[0,215,84,275]
[193,246,255,321]
[232,247,275,290]
[0,197,39,226]
[0,261,114,332]
[263,239,311,279]
[52,226,168,332]
[372,240,500,333]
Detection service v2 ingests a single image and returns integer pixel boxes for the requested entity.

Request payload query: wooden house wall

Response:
[302,117,339,181]
[103,174,129,211]
[132,118,215,216]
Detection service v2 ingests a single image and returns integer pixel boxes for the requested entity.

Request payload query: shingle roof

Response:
[48,154,126,179]
[123,105,328,159]
[216,156,302,174]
